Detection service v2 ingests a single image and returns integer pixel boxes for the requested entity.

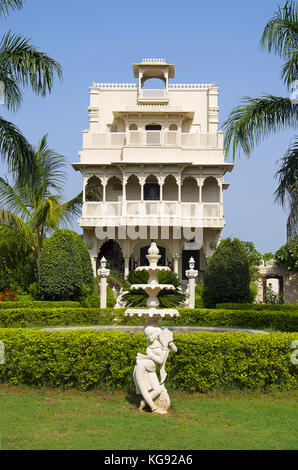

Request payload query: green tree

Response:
[203,238,251,306]
[0,0,62,184]
[274,139,298,240]
[275,235,298,270]
[222,2,298,239]
[38,229,94,301]
[0,134,82,276]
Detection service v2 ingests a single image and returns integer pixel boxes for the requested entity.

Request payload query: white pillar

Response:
[124,256,130,279]
[173,256,179,274]
[185,257,198,309]
[98,256,110,309]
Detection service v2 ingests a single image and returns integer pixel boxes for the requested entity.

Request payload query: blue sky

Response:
[0,0,295,254]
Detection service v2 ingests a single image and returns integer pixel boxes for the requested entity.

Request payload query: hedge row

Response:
[216,303,298,311]
[0,329,297,392]
[0,301,82,310]
[0,307,297,331]
[166,308,298,332]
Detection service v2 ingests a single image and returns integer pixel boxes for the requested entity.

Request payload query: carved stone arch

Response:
[85,175,102,202]
[163,174,178,201]
[126,174,141,200]
[181,175,199,202]
[106,175,123,202]
[202,176,220,203]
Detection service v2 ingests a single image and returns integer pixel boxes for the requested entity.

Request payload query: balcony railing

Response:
[81,201,223,227]
[138,89,169,102]
[83,130,223,149]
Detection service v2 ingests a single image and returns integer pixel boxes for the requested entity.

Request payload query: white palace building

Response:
[72,59,234,281]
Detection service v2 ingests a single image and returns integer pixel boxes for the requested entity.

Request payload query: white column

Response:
[185,257,198,309]
[173,256,179,274]
[158,176,165,201]
[98,257,110,309]
[124,256,130,279]
[101,177,108,203]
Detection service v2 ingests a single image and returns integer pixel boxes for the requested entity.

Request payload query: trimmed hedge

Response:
[0,329,297,392]
[167,308,298,332]
[0,307,297,331]
[0,307,126,328]
[216,303,298,311]
[0,301,82,310]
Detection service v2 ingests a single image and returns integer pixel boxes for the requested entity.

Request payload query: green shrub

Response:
[203,238,251,306]
[0,301,82,309]
[216,303,298,311]
[168,308,298,332]
[0,329,296,392]
[39,230,94,301]
[0,306,297,331]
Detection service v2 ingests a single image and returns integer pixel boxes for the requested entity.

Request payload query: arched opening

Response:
[142,77,166,89]
[97,240,124,274]
[85,175,102,202]
[163,175,178,201]
[126,175,141,201]
[106,176,122,202]
[144,175,160,201]
[169,123,178,131]
[129,123,138,130]
[181,176,199,202]
[202,177,219,203]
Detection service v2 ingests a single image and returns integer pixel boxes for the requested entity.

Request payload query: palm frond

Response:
[0,176,30,218]
[260,1,298,58]
[0,116,34,181]
[0,0,23,17]
[223,95,297,159]
[0,208,35,253]
[260,1,298,90]
[274,137,298,206]
[0,32,62,103]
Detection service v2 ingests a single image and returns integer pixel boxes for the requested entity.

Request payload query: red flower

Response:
[13,286,18,290]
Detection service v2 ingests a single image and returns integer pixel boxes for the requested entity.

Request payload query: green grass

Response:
[0,384,297,450]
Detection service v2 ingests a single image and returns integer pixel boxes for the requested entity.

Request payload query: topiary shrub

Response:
[39,229,94,301]
[203,237,251,307]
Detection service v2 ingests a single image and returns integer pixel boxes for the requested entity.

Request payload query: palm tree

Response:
[222,1,298,239]
[274,139,298,239]
[0,0,62,184]
[223,1,297,158]
[0,134,82,276]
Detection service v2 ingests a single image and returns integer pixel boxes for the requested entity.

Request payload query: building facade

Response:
[72,59,233,280]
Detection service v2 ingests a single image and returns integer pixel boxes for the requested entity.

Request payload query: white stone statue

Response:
[133,326,177,415]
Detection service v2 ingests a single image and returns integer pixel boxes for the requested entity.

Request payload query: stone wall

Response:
[256,260,298,304]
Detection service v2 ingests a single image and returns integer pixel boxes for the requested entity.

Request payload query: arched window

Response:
[169,123,178,131]
[129,123,138,130]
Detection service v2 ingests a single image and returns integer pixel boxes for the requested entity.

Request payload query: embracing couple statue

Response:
[133,326,177,416]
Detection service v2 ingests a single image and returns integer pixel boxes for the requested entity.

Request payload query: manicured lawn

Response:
[0,384,297,450]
